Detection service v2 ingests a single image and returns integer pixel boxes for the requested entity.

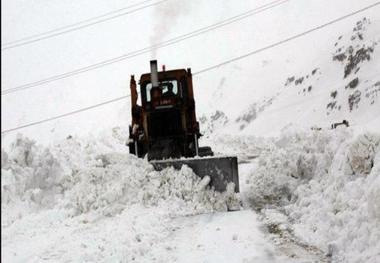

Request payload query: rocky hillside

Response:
[199,17,380,138]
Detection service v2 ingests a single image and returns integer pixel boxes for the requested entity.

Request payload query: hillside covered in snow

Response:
[199,17,380,138]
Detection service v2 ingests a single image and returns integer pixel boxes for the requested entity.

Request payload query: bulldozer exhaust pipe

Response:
[150,60,159,88]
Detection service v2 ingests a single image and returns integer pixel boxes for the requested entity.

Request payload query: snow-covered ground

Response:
[1,129,238,262]
[207,128,380,262]
[1,129,279,262]
[2,127,380,262]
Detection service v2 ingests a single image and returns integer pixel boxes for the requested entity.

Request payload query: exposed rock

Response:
[346,77,359,89]
[327,101,337,110]
[285,76,295,86]
[295,77,304,85]
[364,81,380,105]
[332,18,376,78]
[330,91,338,99]
[333,52,347,62]
[344,46,374,78]
[311,68,319,75]
[348,90,362,111]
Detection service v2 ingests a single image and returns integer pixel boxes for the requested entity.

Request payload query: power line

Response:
[2,0,155,47]
[1,0,289,95]
[1,0,169,51]
[193,1,380,75]
[2,2,380,134]
[1,96,129,134]
[3,72,379,135]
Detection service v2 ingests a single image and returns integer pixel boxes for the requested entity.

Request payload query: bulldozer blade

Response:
[150,156,239,192]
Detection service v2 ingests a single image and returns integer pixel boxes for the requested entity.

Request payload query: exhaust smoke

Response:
[150,0,192,58]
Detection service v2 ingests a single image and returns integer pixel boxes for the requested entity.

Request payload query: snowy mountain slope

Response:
[199,16,380,138]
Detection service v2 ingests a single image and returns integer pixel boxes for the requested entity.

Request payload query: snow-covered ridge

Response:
[199,17,380,138]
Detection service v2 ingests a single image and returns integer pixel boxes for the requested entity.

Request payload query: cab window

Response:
[145,80,178,102]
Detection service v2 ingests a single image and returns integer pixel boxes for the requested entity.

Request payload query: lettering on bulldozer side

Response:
[127,60,239,192]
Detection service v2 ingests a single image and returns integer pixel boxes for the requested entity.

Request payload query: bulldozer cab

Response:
[140,69,193,111]
[129,61,200,160]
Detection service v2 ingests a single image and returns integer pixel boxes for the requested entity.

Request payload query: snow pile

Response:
[1,129,238,261]
[60,152,237,217]
[201,134,269,163]
[2,136,64,226]
[2,133,236,216]
[244,129,380,262]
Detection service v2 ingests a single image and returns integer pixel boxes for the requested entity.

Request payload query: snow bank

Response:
[243,129,380,262]
[1,128,238,262]
[201,133,269,163]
